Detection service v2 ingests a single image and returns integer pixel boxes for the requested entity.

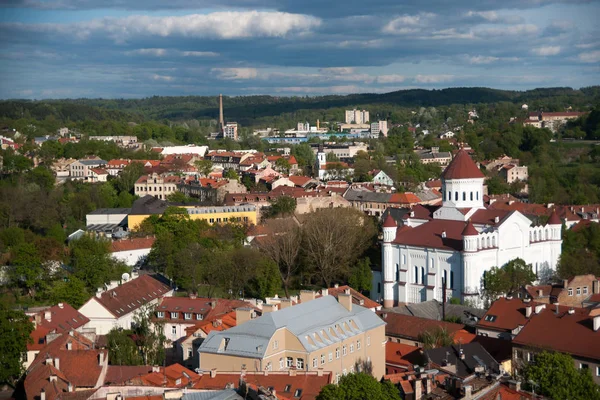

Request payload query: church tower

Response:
[441,150,485,209]
[382,214,397,308]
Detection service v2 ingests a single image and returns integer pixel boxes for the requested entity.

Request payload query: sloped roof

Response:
[110,237,156,252]
[476,297,536,332]
[385,341,422,369]
[441,150,484,180]
[462,220,478,236]
[92,274,172,317]
[130,195,169,215]
[30,303,89,336]
[320,285,381,310]
[383,214,397,228]
[392,219,467,251]
[200,296,384,359]
[378,312,465,340]
[425,342,499,379]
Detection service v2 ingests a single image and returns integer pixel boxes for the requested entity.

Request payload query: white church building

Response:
[372,150,562,307]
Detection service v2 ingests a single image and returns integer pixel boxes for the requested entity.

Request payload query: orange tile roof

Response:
[385,342,421,369]
[123,364,200,388]
[29,303,89,346]
[320,286,381,310]
[110,237,155,252]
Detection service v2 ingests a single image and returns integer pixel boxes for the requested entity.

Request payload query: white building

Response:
[315,146,354,181]
[78,273,173,335]
[223,122,238,141]
[345,109,370,124]
[69,158,107,180]
[110,237,155,267]
[373,150,562,308]
[157,145,209,157]
[370,121,389,137]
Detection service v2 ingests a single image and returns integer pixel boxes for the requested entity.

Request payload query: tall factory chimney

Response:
[218,94,224,132]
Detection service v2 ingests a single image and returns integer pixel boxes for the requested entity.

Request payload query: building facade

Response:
[374,150,562,307]
[345,109,370,124]
[135,173,182,200]
[69,158,107,180]
[198,295,387,381]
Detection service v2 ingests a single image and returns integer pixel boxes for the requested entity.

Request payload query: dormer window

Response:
[157,311,165,318]
[196,313,203,320]
[184,313,192,320]
[171,312,179,319]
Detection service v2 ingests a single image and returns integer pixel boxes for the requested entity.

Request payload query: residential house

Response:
[476,297,532,340]
[135,173,182,200]
[370,170,394,186]
[198,294,387,381]
[319,286,382,312]
[205,151,252,170]
[377,312,465,347]
[511,304,600,384]
[51,158,76,179]
[193,370,332,400]
[118,364,201,388]
[523,111,587,133]
[89,135,138,148]
[385,342,422,374]
[498,164,528,184]
[382,299,485,327]
[106,159,131,176]
[310,142,368,159]
[513,274,600,308]
[414,148,453,166]
[88,168,109,183]
[110,237,156,267]
[70,158,107,180]
[25,303,90,369]
[78,273,173,335]
[425,342,501,378]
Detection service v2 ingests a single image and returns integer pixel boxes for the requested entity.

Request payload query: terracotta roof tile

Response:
[476,297,536,332]
[441,150,484,180]
[320,286,381,310]
[378,312,465,341]
[110,237,155,252]
[385,342,421,369]
[392,219,467,251]
[29,303,89,340]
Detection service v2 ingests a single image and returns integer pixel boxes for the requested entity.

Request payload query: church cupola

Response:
[441,150,485,209]
[382,214,397,243]
[462,219,479,252]
[546,209,562,241]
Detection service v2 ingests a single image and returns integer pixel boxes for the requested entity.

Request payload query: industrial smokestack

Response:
[219,94,224,132]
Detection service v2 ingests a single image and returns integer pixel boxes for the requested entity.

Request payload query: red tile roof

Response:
[156,296,258,324]
[122,364,200,387]
[392,219,468,251]
[383,214,397,228]
[90,274,172,317]
[476,297,536,332]
[548,209,561,225]
[441,150,484,180]
[104,365,153,384]
[513,306,600,360]
[462,220,478,236]
[110,237,156,252]
[90,168,108,175]
[320,285,381,310]
[288,175,314,187]
[385,342,421,369]
[30,303,89,338]
[194,371,332,400]
[389,193,421,204]
[378,312,465,341]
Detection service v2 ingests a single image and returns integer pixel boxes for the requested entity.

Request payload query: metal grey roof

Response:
[343,189,392,203]
[182,390,242,400]
[425,342,499,378]
[389,300,485,326]
[86,223,122,232]
[199,296,385,359]
[77,159,107,166]
[130,195,169,215]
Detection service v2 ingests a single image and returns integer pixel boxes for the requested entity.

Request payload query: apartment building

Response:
[198,293,387,381]
[523,111,587,133]
[345,109,370,124]
[513,275,600,308]
[69,158,107,180]
[499,164,529,184]
[370,121,389,137]
[135,173,182,200]
[310,142,368,159]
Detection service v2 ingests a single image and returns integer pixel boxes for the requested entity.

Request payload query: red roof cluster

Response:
[28,304,89,351]
[378,312,465,341]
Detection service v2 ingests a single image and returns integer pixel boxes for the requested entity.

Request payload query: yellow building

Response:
[127,195,258,230]
[198,293,387,382]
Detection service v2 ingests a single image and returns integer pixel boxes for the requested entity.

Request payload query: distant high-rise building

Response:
[371,120,389,137]
[345,109,370,124]
[297,122,310,132]
[224,122,238,141]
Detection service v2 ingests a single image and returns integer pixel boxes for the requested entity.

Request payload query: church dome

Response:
[442,150,484,180]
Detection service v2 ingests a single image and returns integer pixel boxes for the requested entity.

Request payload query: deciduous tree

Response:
[0,302,33,386]
[316,373,401,400]
[483,258,536,300]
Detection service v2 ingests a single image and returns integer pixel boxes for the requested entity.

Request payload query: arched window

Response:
[450,271,454,289]
[470,192,473,201]
[421,267,425,285]
[463,192,466,201]
[414,266,418,284]
[455,191,459,201]
[487,237,491,247]
[476,192,479,200]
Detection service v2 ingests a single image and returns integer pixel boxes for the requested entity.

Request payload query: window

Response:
[279,358,284,370]
[463,192,466,201]
[273,340,279,350]
[367,336,371,346]
[266,362,272,371]
[187,347,193,358]
[450,271,454,289]
[284,385,291,392]
[171,312,178,319]
[343,345,347,356]
[286,357,293,368]
[329,352,333,362]
[357,340,361,350]
[294,389,303,398]
[157,311,165,318]
[296,358,304,369]
[184,313,192,320]
[321,354,325,365]
[421,267,425,285]
[312,358,318,368]
[583,286,588,295]
[470,192,473,201]
[444,270,448,288]
[196,314,203,320]
[171,326,177,335]
[455,191,458,201]
[336,373,341,384]
[402,254,406,264]
[577,287,581,295]
[414,266,418,284]
[350,344,354,353]
[568,288,573,296]
[336,348,340,359]
[580,363,589,370]
[596,366,600,377]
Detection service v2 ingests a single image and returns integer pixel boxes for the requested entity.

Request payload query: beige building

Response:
[135,173,182,200]
[345,109,370,124]
[198,293,387,382]
[499,164,528,184]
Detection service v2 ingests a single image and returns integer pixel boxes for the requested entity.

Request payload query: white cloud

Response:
[376,74,406,84]
[127,48,167,56]
[468,55,499,64]
[576,42,600,49]
[578,50,600,63]
[476,24,539,37]
[383,13,435,34]
[319,67,355,75]
[465,10,523,24]
[212,68,258,80]
[181,51,219,57]
[531,46,561,56]
[428,28,474,40]
[152,74,175,82]
[414,74,454,84]
[6,11,321,42]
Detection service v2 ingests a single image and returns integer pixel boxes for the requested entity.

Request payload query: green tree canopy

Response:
[268,196,297,218]
[348,258,372,293]
[483,258,536,300]
[316,373,401,400]
[0,302,34,386]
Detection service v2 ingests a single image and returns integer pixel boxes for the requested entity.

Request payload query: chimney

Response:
[459,348,465,360]
[299,290,316,304]
[236,308,253,325]
[67,342,72,350]
[211,300,217,309]
[317,369,323,377]
[99,352,104,366]
[40,389,46,400]
[494,216,499,223]
[441,231,447,239]
[68,383,73,393]
[54,358,60,370]
[321,289,329,296]
[45,357,53,366]
[534,304,545,314]
[288,369,296,376]
[463,385,473,400]
[426,376,432,394]
[594,315,600,332]
[593,280,600,294]
[34,314,41,328]
[344,288,351,295]
[210,368,217,378]
[563,279,569,288]
[189,293,197,300]
[44,311,51,322]
[262,304,278,313]
[538,289,543,297]
[555,303,560,315]
[152,366,161,373]
[334,284,339,289]
[58,303,64,309]
[508,380,521,391]
[96,288,103,298]
[415,379,422,400]
[338,293,352,311]
[280,299,293,309]
[525,305,532,318]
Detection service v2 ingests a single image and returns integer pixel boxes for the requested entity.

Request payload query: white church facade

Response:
[372,150,563,307]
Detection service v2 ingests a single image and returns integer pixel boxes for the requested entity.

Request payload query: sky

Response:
[0,0,599,99]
